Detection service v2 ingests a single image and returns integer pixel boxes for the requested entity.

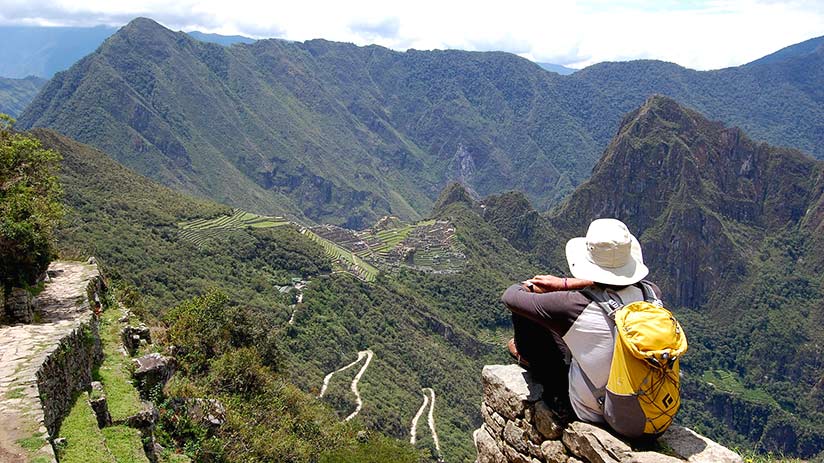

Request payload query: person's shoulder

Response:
[640,280,663,299]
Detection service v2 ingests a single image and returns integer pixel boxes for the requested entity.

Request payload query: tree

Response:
[1,115,62,321]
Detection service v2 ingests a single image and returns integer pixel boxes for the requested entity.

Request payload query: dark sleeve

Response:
[501,283,588,333]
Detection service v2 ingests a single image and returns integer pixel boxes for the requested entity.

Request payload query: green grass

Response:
[5,387,25,399]
[737,447,805,463]
[102,426,151,463]
[702,370,778,406]
[58,394,115,463]
[16,434,47,452]
[96,306,143,421]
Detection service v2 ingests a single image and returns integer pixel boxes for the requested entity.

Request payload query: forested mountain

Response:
[0,76,46,117]
[36,127,536,461]
[26,93,824,459]
[478,95,824,457]
[19,18,824,229]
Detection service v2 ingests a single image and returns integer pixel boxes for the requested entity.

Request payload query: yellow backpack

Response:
[581,282,688,439]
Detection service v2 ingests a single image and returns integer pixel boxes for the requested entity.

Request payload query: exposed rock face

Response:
[474,365,742,463]
[551,95,824,309]
[133,353,175,399]
[168,398,226,429]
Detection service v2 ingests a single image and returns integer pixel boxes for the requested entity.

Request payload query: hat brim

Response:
[565,236,649,286]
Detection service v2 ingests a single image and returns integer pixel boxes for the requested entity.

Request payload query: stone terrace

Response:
[0,261,100,463]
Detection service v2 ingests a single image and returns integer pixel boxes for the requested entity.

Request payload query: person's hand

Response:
[528,275,564,292]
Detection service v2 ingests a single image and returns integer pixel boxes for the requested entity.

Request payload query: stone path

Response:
[0,261,99,463]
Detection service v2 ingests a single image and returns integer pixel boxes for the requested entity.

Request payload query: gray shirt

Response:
[502,281,662,421]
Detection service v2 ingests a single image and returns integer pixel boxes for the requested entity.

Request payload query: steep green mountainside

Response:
[19,19,824,228]
[0,76,46,117]
[745,35,824,67]
[39,127,540,461]
[35,128,327,312]
[478,96,824,457]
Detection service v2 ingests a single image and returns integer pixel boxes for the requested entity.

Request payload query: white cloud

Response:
[0,0,822,69]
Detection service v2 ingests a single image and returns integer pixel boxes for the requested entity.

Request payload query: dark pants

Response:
[512,314,570,400]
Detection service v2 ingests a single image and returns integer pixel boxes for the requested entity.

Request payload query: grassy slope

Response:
[34,128,329,315]
[39,128,533,461]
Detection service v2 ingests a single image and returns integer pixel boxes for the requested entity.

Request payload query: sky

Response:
[0,0,823,70]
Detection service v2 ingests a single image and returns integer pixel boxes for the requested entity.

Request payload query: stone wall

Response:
[5,287,34,324]
[36,272,105,437]
[474,365,743,463]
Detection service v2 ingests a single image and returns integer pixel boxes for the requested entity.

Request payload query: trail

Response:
[409,388,443,461]
[318,350,374,421]
[409,389,429,445]
[345,350,373,421]
[286,292,304,326]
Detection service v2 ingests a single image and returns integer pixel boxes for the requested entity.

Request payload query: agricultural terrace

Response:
[177,209,288,246]
[177,211,464,281]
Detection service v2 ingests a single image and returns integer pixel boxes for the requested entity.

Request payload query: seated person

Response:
[501,218,662,424]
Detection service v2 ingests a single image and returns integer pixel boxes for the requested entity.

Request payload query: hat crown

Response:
[586,219,633,269]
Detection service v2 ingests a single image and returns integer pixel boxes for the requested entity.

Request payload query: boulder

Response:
[562,422,632,463]
[482,365,543,421]
[122,324,152,355]
[5,287,33,323]
[475,426,507,463]
[169,398,226,428]
[660,426,743,463]
[132,353,175,398]
[88,381,112,428]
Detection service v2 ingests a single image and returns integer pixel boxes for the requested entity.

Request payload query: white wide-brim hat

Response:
[565,218,648,286]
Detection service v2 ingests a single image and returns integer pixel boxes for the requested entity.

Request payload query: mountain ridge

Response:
[18,18,824,229]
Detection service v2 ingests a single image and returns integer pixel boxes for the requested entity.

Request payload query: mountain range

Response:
[39,91,824,459]
[17,19,824,229]
[0,24,258,79]
[5,16,824,460]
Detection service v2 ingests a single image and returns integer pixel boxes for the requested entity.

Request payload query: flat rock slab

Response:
[660,425,743,463]
[0,261,99,463]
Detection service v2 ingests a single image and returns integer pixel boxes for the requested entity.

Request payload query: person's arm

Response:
[501,282,588,327]
[527,275,593,293]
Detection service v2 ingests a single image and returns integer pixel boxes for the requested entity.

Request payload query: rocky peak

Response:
[474,364,743,463]
[432,182,478,215]
[552,96,823,308]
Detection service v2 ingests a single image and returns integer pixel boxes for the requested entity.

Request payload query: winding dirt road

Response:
[318,350,374,421]
[409,387,443,461]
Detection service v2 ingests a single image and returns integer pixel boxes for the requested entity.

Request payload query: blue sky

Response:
[0,0,822,69]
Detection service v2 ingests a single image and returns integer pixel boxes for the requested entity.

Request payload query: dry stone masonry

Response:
[0,261,104,463]
[474,365,743,463]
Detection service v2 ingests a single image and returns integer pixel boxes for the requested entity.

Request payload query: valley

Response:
[1,13,823,463]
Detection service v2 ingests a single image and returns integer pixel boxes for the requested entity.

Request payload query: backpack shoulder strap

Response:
[580,285,624,321]
[638,280,663,306]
